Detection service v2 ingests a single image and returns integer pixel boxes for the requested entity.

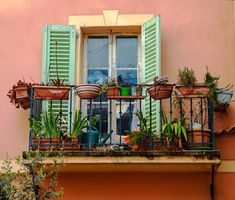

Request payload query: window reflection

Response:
[116,36,138,68]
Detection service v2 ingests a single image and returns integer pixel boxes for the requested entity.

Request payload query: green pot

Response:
[120,87,131,96]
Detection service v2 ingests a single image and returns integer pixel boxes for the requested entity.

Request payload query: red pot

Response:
[14,85,29,99]
[107,86,119,97]
[187,129,211,148]
[175,84,211,97]
[147,84,173,100]
[33,85,70,100]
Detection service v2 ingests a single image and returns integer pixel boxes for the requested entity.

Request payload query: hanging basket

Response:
[75,84,101,99]
[175,84,211,97]
[14,85,29,99]
[33,85,70,100]
[147,84,173,100]
[216,89,233,104]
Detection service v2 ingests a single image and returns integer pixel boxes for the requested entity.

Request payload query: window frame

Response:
[82,33,142,140]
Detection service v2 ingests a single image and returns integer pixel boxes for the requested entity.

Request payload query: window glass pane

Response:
[116,36,138,68]
[117,69,137,85]
[88,69,108,85]
[116,103,138,135]
[87,36,109,69]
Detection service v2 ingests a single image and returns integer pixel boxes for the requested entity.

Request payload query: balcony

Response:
[25,83,220,172]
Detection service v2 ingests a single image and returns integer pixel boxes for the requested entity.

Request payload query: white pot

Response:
[216,89,233,104]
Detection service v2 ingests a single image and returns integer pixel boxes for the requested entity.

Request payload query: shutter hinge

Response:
[76,32,79,38]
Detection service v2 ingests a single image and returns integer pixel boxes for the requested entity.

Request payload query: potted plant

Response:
[125,111,156,150]
[63,110,88,150]
[33,41,70,100]
[204,67,233,112]
[117,75,131,96]
[131,83,145,96]
[102,77,120,97]
[147,76,173,100]
[30,107,65,150]
[7,80,32,110]
[176,67,210,96]
[162,113,187,149]
[75,84,101,99]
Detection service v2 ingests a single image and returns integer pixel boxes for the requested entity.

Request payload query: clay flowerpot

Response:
[62,137,80,150]
[14,85,29,99]
[187,128,211,148]
[33,85,70,100]
[19,98,30,110]
[31,137,61,150]
[75,84,101,99]
[107,86,119,97]
[175,84,211,97]
[147,84,173,100]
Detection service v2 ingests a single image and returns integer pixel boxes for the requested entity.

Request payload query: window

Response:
[41,16,161,140]
[83,35,140,140]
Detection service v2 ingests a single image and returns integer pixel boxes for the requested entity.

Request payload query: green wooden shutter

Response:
[41,24,76,126]
[142,16,161,134]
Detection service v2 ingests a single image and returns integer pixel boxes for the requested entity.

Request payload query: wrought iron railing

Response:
[28,84,215,151]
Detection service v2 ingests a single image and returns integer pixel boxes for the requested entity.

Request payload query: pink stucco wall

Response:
[0,1,234,199]
[0,0,234,158]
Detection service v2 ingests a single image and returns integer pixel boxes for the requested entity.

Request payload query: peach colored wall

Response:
[0,0,234,159]
[0,1,234,199]
[59,172,211,200]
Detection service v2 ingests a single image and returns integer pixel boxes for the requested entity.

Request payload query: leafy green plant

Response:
[135,111,150,136]
[69,110,88,138]
[162,113,187,148]
[30,107,65,138]
[101,77,119,94]
[0,152,64,200]
[42,107,62,138]
[204,66,233,107]
[178,67,197,87]
[30,116,43,137]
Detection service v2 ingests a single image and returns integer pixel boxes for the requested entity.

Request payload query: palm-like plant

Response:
[162,113,187,148]
[42,107,61,138]
[135,111,150,136]
[69,110,88,138]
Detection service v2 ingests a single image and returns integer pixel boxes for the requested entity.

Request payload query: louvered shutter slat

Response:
[142,16,161,135]
[42,25,76,130]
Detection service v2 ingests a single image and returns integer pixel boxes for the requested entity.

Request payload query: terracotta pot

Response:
[31,137,61,150]
[187,129,211,148]
[147,85,173,100]
[175,84,211,97]
[33,85,70,100]
[63,138,80,150]
[14,85,29,99]
[75,84,101,99]
[107,86,119,97]
[19,98,30,110]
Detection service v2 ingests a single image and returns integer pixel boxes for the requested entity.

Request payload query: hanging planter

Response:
[75,84,101,99]
[147,76,173,100]
[148,84,173,100]
[33,85,70,100]
[7,80,31,110]
[216,89,233,104]
[175,84,211,97]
